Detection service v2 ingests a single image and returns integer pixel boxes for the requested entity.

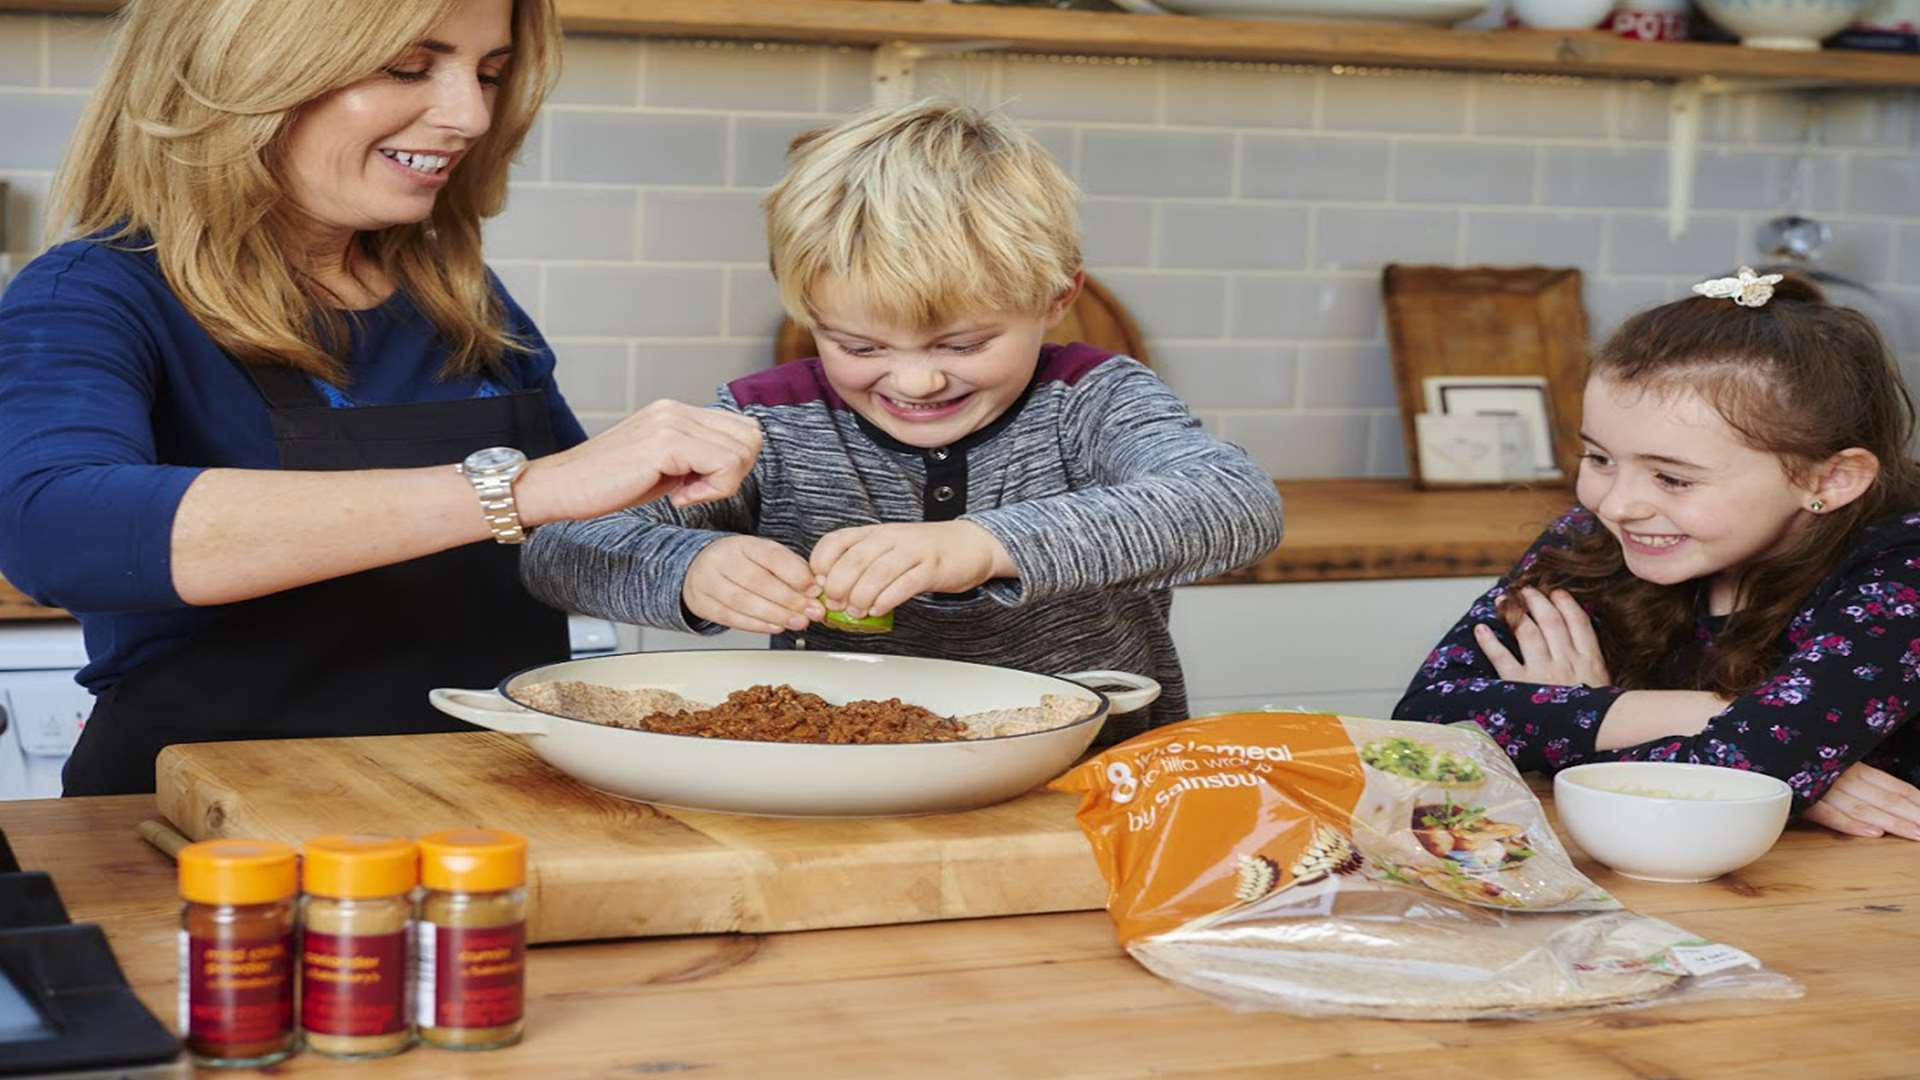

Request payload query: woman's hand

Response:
[1472,586,1612,688]
[683,536,823,635]
[516,400,763,526]
[1803,763,1920,841]
[809,521,1016,620]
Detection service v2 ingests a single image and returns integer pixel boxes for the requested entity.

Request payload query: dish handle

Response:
[427,688,551,737]
[1059,670,1162,716]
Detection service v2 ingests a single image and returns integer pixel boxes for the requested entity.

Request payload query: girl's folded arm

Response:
[1393,510,1643,773]
[1568,549,1920,811]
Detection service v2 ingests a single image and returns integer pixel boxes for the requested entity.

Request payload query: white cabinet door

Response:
[1170,578,1494,720]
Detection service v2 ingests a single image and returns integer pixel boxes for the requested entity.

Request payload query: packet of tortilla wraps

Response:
[1050,712,1801,1020]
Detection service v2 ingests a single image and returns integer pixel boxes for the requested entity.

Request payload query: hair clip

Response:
[1692,267,1785,308]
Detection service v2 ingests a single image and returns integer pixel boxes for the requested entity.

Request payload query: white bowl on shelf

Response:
[1553,762,1792,883]
[1151,0,1493,23]
[1508,0,1616,28]
[1696,0,1873,49]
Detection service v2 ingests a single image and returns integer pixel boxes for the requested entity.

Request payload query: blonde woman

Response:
[0,0,759,796]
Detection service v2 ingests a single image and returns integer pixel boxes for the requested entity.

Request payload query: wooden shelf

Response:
[7,0,1920,87]
[1211,478,1573,585]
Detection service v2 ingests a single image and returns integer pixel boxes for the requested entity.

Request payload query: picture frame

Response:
[1422,375,1563,481]
[1382,265,1587,489]
[1414,412,1537,486]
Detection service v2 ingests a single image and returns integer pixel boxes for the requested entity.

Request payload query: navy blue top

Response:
[0,237,588,691]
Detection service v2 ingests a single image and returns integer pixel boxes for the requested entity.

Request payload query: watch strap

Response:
[459,463,527,544]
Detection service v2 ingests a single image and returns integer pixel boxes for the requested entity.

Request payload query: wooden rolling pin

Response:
[136,818,192,860]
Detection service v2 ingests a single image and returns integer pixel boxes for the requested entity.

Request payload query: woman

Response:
[0,0,759,795]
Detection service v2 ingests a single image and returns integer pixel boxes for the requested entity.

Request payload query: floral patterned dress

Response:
[1393,506,1920,812]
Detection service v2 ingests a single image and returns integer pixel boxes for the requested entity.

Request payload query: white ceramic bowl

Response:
[1509,0,1617,28]
[1152,0,1491,24]
[1553,762,1791,883]
[430,650,1160,817]
[1696,0,1872,49]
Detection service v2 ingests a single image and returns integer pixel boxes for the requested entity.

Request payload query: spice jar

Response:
[300,835,418,1059]
[177,839,299,1069]
[415,829,528,1051]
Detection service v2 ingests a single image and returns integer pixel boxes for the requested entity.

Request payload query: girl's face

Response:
[1576,373,1812,613]
[279,0,512,240]
[809,275,1076,449]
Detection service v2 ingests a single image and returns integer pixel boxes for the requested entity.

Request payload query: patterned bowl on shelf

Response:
[1696,0,1874,50]
[1151,0,1492,23]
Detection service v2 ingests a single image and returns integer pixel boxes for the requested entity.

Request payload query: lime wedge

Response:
[821,606,893,634]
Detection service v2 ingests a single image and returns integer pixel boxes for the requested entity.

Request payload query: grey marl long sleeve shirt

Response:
[520,343,1285,734]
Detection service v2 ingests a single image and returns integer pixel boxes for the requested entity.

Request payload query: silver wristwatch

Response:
[457,446,530,544]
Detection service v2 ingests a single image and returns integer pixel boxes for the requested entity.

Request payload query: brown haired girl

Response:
[1396,271,1920,841]
[0,0,762,796]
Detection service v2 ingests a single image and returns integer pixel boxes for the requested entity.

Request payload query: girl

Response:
[1395,271,1920,842]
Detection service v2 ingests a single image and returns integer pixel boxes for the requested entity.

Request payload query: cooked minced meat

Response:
[639,684,968,744]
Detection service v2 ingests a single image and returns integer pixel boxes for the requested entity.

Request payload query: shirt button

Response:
[932,485,956,503]
[929,447,951,462]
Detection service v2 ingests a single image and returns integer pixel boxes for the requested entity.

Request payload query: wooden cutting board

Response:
[155,732,1108,945]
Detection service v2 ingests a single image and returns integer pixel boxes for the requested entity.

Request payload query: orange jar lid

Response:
[178,839,298,906]
[418,829,526,893]
[302,835,418,899]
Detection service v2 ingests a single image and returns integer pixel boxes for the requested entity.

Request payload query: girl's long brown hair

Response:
[1507,277,1920,695]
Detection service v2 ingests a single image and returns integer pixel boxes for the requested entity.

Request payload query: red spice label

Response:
[419,922,525,1029]
[181,931,295,1045]
[302,930,408,1036]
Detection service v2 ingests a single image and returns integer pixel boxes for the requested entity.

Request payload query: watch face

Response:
[466,447,523,473]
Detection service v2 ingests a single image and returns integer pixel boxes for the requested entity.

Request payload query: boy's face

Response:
[808,275,1080,449]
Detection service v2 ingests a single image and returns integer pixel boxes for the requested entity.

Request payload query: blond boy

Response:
[522,100,1284,736]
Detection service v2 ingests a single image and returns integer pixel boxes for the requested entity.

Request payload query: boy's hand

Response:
[684,536,823,635]
[1474,586,1612,688]
[1804,763,1920,841]
[810,522,1016,620]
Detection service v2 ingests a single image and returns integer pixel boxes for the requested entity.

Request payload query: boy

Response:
[521,100,1284,737]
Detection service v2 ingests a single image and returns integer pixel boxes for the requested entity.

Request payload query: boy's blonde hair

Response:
[49,0,559,381]
[764,99,1081,331]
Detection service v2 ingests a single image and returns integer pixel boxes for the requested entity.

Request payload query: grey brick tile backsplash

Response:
[0,15,41,88]
[1155,203,1309,271]
[6,18,1918,480]
[0,92,87,170]
[1241,135,1391,202]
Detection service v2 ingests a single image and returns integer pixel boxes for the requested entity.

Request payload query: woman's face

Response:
[279,0,513,239]
[1575,373,1811,613]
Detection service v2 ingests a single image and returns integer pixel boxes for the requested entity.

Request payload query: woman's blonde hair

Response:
[764,99,1081,331]
[48,0,558,381]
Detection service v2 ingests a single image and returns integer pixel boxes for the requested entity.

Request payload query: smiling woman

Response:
[0,0,770,796]
[53,0,551,377]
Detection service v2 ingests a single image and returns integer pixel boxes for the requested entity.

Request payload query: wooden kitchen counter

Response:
[0,481,1570,621]
[6,793,1916,1079]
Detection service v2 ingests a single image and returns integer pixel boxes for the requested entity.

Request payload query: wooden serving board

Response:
[155,732,1108,944]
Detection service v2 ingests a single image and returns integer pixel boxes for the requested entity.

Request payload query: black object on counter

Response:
[0,872,70,930]
[0,924,182,1076]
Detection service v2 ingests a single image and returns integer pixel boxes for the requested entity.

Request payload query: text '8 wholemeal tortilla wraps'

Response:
[1051,713,1800,1020]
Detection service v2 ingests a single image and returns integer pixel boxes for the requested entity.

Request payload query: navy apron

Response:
[61,362,568,796]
